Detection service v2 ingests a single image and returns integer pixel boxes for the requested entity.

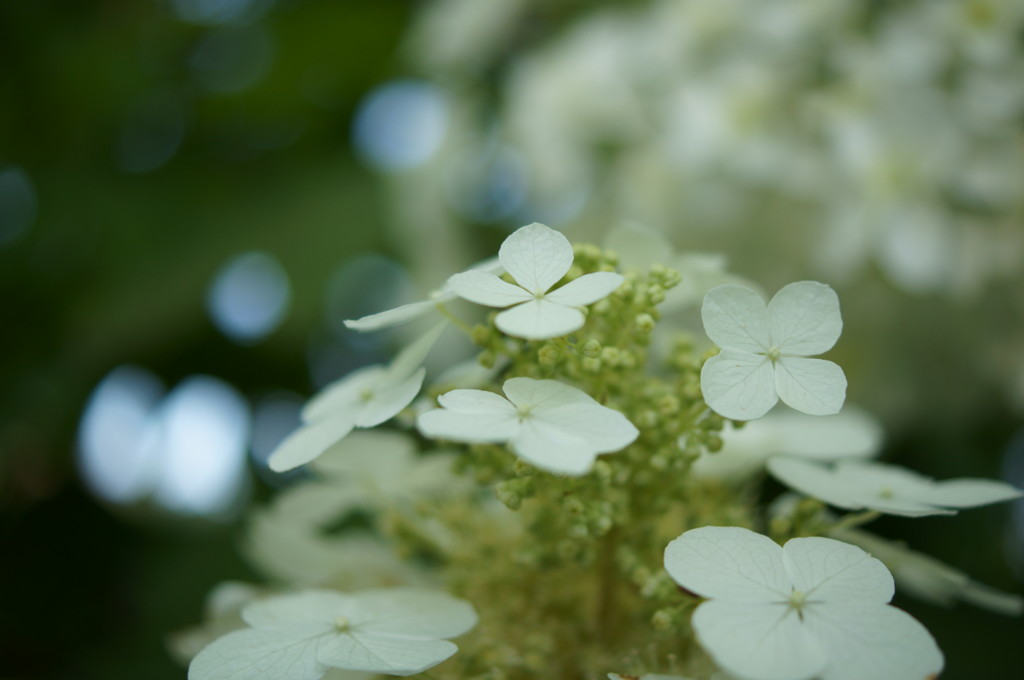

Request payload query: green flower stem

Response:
[830,509,881,532]
[434,302,474,338]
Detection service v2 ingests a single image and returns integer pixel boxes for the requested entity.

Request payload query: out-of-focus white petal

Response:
[495,299,584,339]
[314,430,417,479]
[782,537,894,603]
[243,591,348,627]
[701,350,778,420]
[766,458,954,517]
[447,270,533,307]
[347,588,478,638]
[343,301,437,332]
[767,282,843,355]
[318,633,457,676]
[386,322,447,382]
[913,478,1023,508]
[502,377,583,411]
[769,408,882,461]
[805,602,943,680]
[189,626,328,680]
[498,222,573,294]
[693,600,826,680]
[545,271,624,306]
[269,417,357,472]
[664,526,790,601]
[354,368,426,428]
[303,367,385,423]
[701,285,770,353]
[774,357,846,416]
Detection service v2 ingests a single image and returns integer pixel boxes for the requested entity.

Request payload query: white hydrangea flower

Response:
[832,526,1024,616]
[700,281,847,420]
[664,526,943,680]
[268,325,445,472]
[448,222,624,340]
[767,457,1024,517]
[188,588,478,680]
[417,376,638,476]
[343,257,502,332]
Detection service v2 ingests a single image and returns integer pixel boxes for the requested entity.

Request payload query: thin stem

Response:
[831,510,881,532]
[434,302,474,338]
[595,526,620,645]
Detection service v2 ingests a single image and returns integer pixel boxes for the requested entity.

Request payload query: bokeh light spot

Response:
[0,167,38,247]
[150,375,251,518]
[207,251,291,344]
[352,79,449,170]
[77,365,165,505]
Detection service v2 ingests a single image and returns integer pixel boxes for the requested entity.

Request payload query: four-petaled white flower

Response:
[767,457,1024,517]
[189,587,478,680]
[700,281,847,420]
[448,222,624,340]
[417,377,638,476]
[268,324,445,472]
[664,526,943,680]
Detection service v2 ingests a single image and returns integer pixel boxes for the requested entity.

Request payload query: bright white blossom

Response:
[700,282,847,420]
[664,526,943,680]
[417,376,638,475]
[343,258,502,332]
[268,325,444,472]
[767,457,1024,517]
[189,588,478,680]
[448,222,624,340]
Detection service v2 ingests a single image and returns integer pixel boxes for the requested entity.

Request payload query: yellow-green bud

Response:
[581,338,601,357]
[582,357,602,373]
[635,313,655,333]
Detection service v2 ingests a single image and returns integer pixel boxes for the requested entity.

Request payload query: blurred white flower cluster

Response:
[402,0,1024,298]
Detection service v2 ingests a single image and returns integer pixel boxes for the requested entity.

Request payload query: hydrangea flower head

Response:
[417,376,638,475]
[700,281,847,420]
[188,587,477,680]
[448,222,624,340]
[664,526,943,680]
[768,457,1024,517]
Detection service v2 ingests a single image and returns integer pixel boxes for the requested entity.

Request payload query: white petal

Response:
[498,222,574,294]
[447,270,532,308]
[355,368,425,428]
[243,591,350,627]
[663,526,790,602]
[189,626,328,680]
[269,417,357,472]
[782,537,894,603]
[767,281,843,355]
[496,299,585,340]
[303,367,386,424]
[545,272,624,306]
[535,402,638,454]
[769,408,882,461]
[417,389,519,443]
[314,430,417,479]
[343,300,437,332]
[805,602,943,680]
[692,601,826,680]
[914,478,1023,509]
[701,350,778,421]
[604,222,676,270]
[766,458,953,517]
[318,632,457,676]
[347,588,478,638]
[386,322,446,382]
[701,285,770,353]
[511,418,598,475]
[774,357,846,416]
[502,377,587,410]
